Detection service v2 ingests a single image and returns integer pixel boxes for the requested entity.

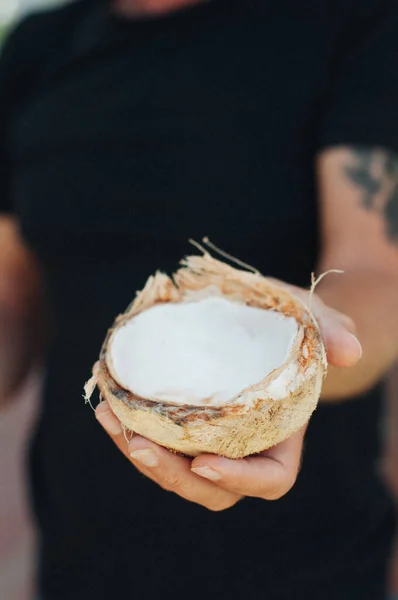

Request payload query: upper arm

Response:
[0,216,42,316]
[0,215,45,401]
[317,146,398,275]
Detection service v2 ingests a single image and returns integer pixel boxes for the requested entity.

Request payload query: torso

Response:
[6,1,394,598]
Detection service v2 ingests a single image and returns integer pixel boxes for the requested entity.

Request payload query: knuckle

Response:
[344,315,356,330]
[285,470,299,493]
[205,502,231,512]
[264,474,297,501]
[344,318,357,336]
[330,308,355,330]
[264,486,286,501]
[161,473,183,492]
[205,496,239,512]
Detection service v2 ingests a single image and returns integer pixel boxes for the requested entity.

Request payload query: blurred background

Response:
[0,0,63,29]
[0,1,397,599]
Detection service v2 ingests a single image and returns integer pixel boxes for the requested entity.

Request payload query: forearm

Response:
[0,216,46,406]
[316,145,398,401]
[0,302,42,403]
[317,268,398,400]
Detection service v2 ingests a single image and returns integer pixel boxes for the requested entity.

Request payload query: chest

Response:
[10,5,335,276]
[14,7,333,149]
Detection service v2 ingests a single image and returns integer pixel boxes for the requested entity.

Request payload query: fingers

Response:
[265,278,362,368]
[95,401,241,511]
[286,285,362,368]
[95,402,304,504]
[127,435,242,511]
[192,428,305,500]
[328,308,357,335]
[314,306,362,368]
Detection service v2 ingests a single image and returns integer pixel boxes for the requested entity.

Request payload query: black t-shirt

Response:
[1,1,398,599]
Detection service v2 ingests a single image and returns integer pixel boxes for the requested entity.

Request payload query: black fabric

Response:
[1,1,398,598]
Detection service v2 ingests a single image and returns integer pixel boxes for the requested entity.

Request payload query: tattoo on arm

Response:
[343,147,398,242]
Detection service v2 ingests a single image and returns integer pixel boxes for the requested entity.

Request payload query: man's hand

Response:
[96,293,361,511]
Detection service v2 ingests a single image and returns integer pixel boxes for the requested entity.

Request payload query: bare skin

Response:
[317,147,398,400]
[0,217,45,402]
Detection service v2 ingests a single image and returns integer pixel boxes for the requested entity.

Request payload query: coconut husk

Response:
[85,252,326,458]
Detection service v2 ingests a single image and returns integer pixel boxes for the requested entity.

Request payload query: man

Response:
[1,0,398,598]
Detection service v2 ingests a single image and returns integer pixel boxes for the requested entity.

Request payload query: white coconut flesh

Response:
[108,296,299,407]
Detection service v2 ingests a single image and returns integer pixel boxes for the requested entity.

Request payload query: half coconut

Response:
[85,251,326,458]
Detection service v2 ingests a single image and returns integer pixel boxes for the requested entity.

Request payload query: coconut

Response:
[84,250,327,459]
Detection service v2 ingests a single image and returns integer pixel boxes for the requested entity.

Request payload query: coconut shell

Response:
[85,253,327,459]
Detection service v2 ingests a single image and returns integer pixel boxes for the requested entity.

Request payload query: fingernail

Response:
[191,466,222,481]
[348,332,363,357]
[130,449,159,467]
[96,409,123,436]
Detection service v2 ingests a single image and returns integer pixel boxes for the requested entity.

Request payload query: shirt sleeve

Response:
[317,0,398,154]
[0,15,45,213]
[0,31,15,213]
